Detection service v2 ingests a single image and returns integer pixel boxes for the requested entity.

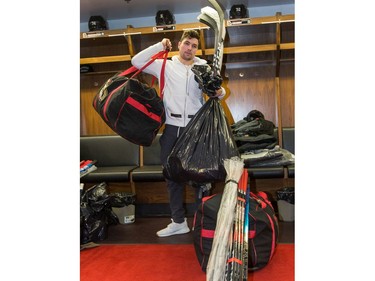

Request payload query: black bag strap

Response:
[118,50,169,99]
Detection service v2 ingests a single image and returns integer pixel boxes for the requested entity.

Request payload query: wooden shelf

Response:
[126,22,210,35]
[280,43,295,50]
[80,14,295,40]
[80,14,294,66]
[80,55,132,65]
[245,14,295,25]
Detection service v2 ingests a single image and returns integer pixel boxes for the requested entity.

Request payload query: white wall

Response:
[80,4,294,32]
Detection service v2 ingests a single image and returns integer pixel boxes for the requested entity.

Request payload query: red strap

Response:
[237,196,245,203]
[202,193,217,202]
[159,50,168,99]
[130,50,168,78]
[201,229,215,239]
[227,258,243,265]
[119,65,139,77]
[257,191,268,201]
[117,50,168,100]
[118,50,167,77]
[124,96,163,123]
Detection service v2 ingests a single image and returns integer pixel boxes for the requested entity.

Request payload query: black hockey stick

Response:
[208,0,226,76]
[199,7,219,59]
[195,8,222,96]
[242,180,250,280]
[194,1,226,97]
[198,12,218,50]
[225,168,249,281]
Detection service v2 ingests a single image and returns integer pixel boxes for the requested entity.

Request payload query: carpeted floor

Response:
[81,243,294,281]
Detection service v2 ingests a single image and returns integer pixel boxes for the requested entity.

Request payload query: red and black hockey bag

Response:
[192,191,279,272]
[92,50,168,147]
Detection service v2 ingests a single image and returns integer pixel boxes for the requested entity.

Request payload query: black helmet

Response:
[155,10,175,26]
[229,4,248,19]
[245,110,264,121]
[88,15,107,31]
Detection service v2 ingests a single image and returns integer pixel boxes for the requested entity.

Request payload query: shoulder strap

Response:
[158,50,168,99]
[117,50,168,99]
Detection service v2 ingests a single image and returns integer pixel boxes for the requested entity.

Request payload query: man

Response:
[131,30,226,237]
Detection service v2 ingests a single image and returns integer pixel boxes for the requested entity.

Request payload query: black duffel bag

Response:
[93,50,168,147]
[193,191,279,272]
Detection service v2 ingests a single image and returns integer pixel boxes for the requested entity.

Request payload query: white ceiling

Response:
[80,0,294,22]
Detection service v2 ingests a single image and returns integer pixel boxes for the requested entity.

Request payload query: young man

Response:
[131,30,225,237]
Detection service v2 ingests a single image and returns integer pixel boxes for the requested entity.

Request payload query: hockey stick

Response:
[242,176,250,281]
[198,12,219,57]
[192,0,225,98]
[207,0,226,76]
[200,6,220,58]
[238,169,249,280]
[237,171,247,280]
[226,169,248,280]
[224,225,234,279]
[198,1,226,76]
[206,157,244,281]
[195,6,223,96]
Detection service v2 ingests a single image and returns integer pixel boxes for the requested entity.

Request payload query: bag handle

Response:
[118,50,169,99]
[158,50,168,99]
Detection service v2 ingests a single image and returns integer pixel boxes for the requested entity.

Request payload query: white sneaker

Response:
[156,218,190,237]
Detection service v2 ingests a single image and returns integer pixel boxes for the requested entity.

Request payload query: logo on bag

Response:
[98,79,112,101]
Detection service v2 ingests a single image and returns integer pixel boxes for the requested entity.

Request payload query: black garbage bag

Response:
[163,98,239,183]
[276,187,295,204]
[80,182,133,244]
[109,192,136,208]
[80,203,110,244]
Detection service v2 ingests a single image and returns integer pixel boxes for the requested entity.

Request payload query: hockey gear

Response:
[155,10,175,26]
[206,159,245,280]
[88,16,107,31]
[245,109,265,121]
[208,0,226,75]
[197,12,218,54]
[197,0,226,97]
[199,6,223,76]
[205,75,223,95]
[230,4,248,19]
[191,64,222,96]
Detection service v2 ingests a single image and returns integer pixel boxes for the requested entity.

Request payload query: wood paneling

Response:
[280,61,295,127]
[80,74,117,136]
[80,60,295,135]
[224,64,276,123]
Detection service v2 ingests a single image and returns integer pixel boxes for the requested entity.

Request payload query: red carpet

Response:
[81,244,294,281]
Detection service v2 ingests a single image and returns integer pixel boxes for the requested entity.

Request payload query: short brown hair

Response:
[180,29,200,42]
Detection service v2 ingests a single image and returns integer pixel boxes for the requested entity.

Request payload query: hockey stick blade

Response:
[198,12,219,55]
[198,12,218,32]
[201,6,221,74]
[200,7,220,50]
[207,0,226,75]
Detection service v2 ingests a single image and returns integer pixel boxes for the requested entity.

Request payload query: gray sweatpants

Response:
[160,124,203,223]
